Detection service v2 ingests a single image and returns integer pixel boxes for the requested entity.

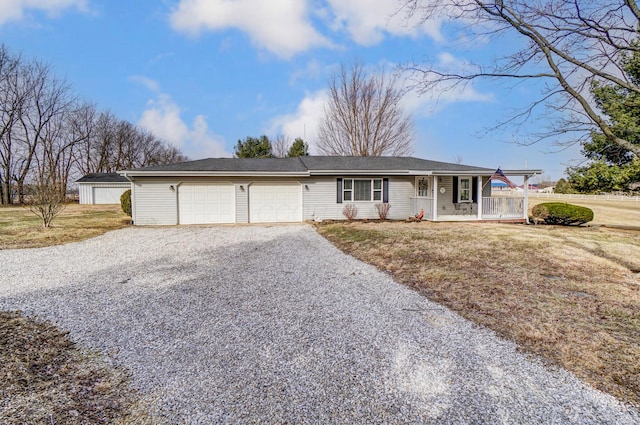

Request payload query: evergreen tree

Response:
[567,45,640,192]
[287,138,308,157]
[234,135,273,158]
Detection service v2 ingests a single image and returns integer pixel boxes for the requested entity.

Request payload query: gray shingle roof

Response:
[127,157,308,172]
[299,156,493,172]
[123,156,494,174]
[76,173,130,183]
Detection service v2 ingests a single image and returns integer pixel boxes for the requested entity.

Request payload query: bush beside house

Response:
[531,202,593,226]
[120,189,131,217]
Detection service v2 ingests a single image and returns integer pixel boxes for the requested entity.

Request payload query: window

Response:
[459,177,471,202]
[416,177,430,197]
[342,178,383,202]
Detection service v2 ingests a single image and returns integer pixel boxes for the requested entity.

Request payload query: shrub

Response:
[375,203,391,220]
[26,180,66,228]
[120,189,132,217]
[342,204,358,221]
[530,204,549,225]
[531,202,593,226]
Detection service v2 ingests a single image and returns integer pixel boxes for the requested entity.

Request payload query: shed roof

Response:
[76,173,130,183]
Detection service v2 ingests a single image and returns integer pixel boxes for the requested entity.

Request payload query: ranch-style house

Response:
[119,156,542,225]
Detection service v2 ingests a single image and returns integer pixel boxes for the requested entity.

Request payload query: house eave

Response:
[119,170,311,178]
[431,169,543,176]
[309,169,413,176]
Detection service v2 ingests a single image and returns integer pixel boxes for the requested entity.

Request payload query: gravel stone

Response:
[0,225,638,424]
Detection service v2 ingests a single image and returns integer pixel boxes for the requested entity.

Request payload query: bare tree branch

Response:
[318,60,414,156]
[400,0,640,156]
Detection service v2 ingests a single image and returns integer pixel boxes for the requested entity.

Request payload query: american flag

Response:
[490,167,517,189]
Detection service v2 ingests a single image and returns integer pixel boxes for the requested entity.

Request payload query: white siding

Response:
[303,176,414,221]
[437,176,456,214]
[78,183,93,204]
[235,183,249,224]
[131,175,420,225]
[78,183,129,204]
[132,179,178,225]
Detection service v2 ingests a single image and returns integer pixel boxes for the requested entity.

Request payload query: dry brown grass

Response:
[0,203,130,250]
[317,221,640,407]
[0,311,158,424]
[529,195,640,227]
[0,204,149,422]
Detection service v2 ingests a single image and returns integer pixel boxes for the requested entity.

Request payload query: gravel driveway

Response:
[1,225,638,424]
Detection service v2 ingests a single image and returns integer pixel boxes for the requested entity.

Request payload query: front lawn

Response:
[0,204,144,423]
[0,203,130,250]
[317,221,640,408]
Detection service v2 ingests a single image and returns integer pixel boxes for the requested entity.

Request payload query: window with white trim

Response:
[342,178,383,202]
[416,177,430,197]
[459,177,471,202]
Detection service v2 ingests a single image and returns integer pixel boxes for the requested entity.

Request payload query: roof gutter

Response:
[431,169,543,176]
[118,170,311,178]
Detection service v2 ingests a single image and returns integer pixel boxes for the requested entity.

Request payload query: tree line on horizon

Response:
[6,0,640,201]
[0,44,187,205]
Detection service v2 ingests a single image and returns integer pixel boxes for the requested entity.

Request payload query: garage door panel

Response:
[249,183,301,223]
[93,187,128,204]
[178,184,235,224]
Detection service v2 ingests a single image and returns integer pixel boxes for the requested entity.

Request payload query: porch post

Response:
[477,175,482,220]
[432,176,438,221]
[523,174,530,224]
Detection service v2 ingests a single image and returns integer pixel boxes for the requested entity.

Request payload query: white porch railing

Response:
[411,197,434,220]
[482,197,524,219]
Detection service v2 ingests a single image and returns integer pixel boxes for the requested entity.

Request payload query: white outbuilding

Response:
[77,173,131,205]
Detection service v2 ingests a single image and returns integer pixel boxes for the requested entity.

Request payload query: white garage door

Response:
[178,184,235,224]
[93,186,128,204]
[249,183,302,223]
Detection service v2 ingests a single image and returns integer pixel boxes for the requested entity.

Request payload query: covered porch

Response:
[409,170,540,222]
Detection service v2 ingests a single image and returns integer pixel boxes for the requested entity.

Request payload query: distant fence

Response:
[529,192,640,202]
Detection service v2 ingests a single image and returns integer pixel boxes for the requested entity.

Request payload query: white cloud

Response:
[0,0,87,25]
[129,75,161,93]
[268,90,328,154]
[322,0,444,46]
[135,79,231,159]
[169,0,331,59]
[270,59,492,155]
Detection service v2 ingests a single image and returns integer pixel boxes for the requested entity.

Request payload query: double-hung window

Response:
[459,177,471,202]
[416,177,430,197]
[342,178,383,202]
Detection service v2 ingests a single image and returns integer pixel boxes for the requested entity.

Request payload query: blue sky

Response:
[0,0,583,180]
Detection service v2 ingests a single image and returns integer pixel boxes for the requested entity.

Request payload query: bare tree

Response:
[36,102,92,198]
[317,60,414,156]
[400,0,640,155]
[0,45,27,204]
[26,173,65,228]
[271,134,290,158]
[15,60,72,203]
[0,44,188,204]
